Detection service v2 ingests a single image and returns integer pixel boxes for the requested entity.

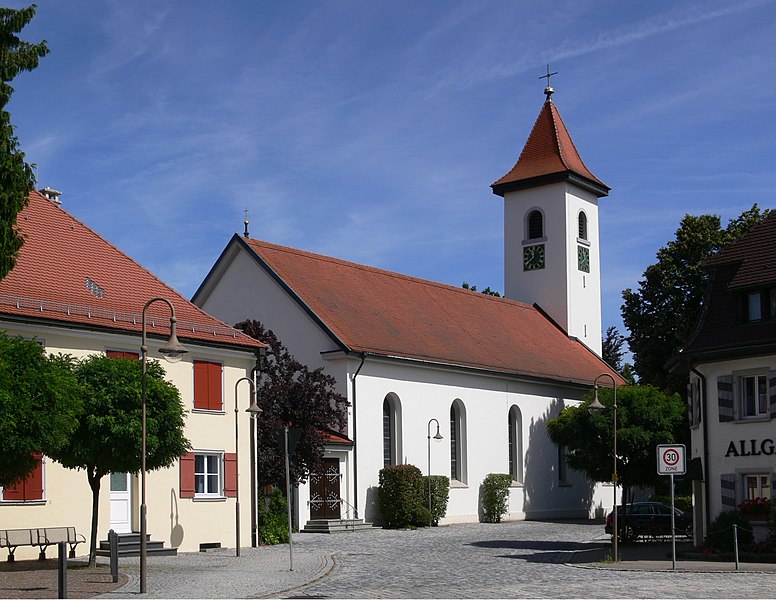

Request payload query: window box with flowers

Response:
[737,497,771,522]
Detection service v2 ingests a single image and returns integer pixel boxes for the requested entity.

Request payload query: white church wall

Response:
[351,357,607,525]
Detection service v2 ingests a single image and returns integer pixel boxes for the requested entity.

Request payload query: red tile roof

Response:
[492,100,609,198]
[0,191,264,352]
[241,237,622,387]
[704,211,776,289]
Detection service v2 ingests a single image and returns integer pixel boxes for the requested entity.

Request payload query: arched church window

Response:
[383,394,402,467]
[508,405,523,484]
[527,210,544,240]
[578,211,588,241]
[450,399,467,483]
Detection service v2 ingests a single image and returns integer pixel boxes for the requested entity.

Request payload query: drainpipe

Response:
[690,364,711,534]
[351,353,366,518]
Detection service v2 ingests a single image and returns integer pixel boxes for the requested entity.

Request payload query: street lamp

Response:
[235,377,262,557]
[427,418,443,518]
[140,297,187,593]
[587,373,618,562]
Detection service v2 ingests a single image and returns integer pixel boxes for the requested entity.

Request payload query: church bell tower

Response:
[491,74,609,355]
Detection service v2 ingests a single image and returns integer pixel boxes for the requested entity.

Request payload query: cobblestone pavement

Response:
[285,521,776,599]
[89,520,776,599]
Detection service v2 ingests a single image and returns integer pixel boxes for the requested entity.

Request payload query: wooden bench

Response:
[0,527,86,561]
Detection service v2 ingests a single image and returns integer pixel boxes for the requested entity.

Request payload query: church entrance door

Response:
[310,458,341,519]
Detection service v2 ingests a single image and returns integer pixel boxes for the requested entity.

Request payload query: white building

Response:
[193,89,623,528]
[0,190,265,559]
[670,211,776,542]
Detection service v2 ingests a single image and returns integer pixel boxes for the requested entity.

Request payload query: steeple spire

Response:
[539,65,557,102]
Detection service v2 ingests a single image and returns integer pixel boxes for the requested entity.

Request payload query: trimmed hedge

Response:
[424,475,450,526]
[258,487,289,545]
[379,464,429,528]
[650,495,693,513]
[481,473,511,523]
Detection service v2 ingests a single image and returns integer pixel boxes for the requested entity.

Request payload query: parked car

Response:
[604,501,692,542]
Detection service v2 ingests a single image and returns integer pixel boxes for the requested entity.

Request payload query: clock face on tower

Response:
[577,245,590,273]
[523,244,545,271]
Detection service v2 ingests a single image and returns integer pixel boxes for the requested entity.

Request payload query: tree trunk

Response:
[86,467,102,568]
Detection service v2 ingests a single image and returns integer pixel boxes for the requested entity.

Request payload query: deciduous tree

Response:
[49,356,190,566]
[0,4,49,279]
[546,385,684,504]
[621,205,769,394]
[0,332,81,486]
[235,320,348,489]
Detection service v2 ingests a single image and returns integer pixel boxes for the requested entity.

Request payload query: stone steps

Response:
[301,519,374,533]
[95,532,177,557]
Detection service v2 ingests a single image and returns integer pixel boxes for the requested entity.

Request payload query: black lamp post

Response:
[427,418,443,517]
[587,373,618,562]
[140,297,187,593]
[234,377,261,557]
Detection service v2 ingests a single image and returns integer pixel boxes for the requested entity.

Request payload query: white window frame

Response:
[508,405,523,485]
[739,372,769,418]
[194,451,224,498]
[744,473,772,501]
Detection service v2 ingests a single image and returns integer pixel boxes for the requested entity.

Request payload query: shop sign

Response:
[725,438,775,457]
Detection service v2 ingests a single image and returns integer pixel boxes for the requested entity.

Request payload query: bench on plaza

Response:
[0,527,86,561]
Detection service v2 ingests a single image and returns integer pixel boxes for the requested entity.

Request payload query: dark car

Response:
[604,501,692,542]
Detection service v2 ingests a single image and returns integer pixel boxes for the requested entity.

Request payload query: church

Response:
[193,84,624,528]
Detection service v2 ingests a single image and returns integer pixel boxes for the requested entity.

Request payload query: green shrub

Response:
[424,475,450,526]
[649,495,693,513]
[258,487,289,545]
[379,464,426,529]
[704,510,753,552]
[480,473,512,523]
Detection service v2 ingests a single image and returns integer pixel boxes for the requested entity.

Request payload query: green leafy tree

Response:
[462,282,501,297]
[601,325,626,371]
[0,333,81,486]
[0,5,49,279]
[49,355,190,566]
[546,385,684,503]
[235,320,348,489]
[622,205,769,394]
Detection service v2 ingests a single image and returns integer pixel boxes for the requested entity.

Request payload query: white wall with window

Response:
[689,355,776,541]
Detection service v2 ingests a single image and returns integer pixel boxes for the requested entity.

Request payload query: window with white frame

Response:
[382,394,402,468]
[745,473,772,501]
[450,399,467,483]
[740,373,768,418]
[194,452,223,496]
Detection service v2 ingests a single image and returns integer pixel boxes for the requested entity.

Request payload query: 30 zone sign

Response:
[657,444,686,475]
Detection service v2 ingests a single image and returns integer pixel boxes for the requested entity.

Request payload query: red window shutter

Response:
[193,361,209,410]
[224,453,237,498]
[3,454,43,501]
[107,350,139,360]
[207,362,222,411]
[180,452,196,498]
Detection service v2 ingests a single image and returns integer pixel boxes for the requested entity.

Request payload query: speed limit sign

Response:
[657,444,686,475]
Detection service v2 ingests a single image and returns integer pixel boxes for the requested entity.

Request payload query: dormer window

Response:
[741,288,776,322]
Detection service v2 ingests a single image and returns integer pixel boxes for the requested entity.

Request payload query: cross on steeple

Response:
[540,65,558,101]
[243,208,250,238]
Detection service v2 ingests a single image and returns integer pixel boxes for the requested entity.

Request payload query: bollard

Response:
[109,529,119,583]
[57,541,68,599]
[733,524,740,571]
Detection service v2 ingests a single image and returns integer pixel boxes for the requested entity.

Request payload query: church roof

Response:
[491,99,609,198]
[0,191,263,352]
[239,237,621,387]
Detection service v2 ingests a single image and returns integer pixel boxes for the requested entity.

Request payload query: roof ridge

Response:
[248,238,533,310]
[24,191,251,338]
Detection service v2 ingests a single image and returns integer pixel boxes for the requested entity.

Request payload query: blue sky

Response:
[6,0,776,344]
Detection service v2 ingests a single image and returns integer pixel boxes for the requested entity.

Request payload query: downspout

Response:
[351,353,366,519]
[690,364,711,533]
